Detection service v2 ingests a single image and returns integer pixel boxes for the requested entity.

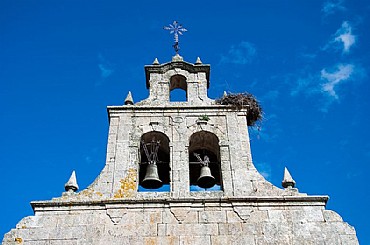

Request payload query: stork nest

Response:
[215,92,263,126]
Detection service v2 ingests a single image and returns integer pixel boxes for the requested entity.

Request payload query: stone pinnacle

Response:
[124,91,134,105]
[64,170,79,192]
[152,58,160,65]
[282,167,296,188]
[195,57,202,65]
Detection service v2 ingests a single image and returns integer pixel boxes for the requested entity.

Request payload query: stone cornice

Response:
[107,105,249,120]
[31,195,329,212]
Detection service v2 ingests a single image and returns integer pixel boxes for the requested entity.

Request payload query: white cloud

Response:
[334,21,356,53]
[320,63,354,99]
[288,63,365,112]
[324,21,356,54]
[322,0,346,16]
[220,41,256,65]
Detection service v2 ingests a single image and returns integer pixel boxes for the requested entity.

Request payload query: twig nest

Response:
[216,92,263,126]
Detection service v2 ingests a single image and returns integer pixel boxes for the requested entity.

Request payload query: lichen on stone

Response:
[14,237,22,244]
[78,188,104,199]
[114,168,137,198]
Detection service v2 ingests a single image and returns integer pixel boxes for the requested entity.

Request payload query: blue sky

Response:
[1,0,369,243]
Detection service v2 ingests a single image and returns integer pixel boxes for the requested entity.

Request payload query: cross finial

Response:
[163,21,187,54]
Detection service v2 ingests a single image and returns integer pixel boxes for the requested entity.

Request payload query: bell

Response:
[141,164,163,189]
[197,165,216,189]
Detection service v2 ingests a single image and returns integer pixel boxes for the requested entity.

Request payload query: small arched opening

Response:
[169,75,187,102]
[188,131,222,191]
[138,131,170,192]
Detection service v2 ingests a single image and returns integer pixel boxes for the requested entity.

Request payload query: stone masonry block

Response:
[144,236,180,245]
[179,235,211,245]
[170,208,198,223]
[198,211,226,223]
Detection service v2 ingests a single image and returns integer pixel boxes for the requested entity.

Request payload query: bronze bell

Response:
[197,165,216,189]
[141,164,163,189]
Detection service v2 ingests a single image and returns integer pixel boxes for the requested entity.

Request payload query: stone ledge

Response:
[31,195,329,212]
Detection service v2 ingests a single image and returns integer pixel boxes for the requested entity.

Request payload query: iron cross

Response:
[163,21,187,54]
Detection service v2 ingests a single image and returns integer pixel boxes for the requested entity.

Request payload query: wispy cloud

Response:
[346,171,360,180]
[99,64,114,79]
[255,162,272,181]
[250,114,280,143]
[288,63,365,112]
[84,156,92,164]
[97,54,114,84]
[322,0,346,16]
[324,21,356,54]
[299,52,317,60]
[290,73,319,97]
[261,90,279,102]
[320,63,354,99]
[220,41,256,65]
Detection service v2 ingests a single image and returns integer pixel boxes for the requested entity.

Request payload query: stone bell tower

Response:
[3,53,358,244]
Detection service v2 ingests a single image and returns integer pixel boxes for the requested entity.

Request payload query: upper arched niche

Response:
[189,131,220,161]
[170,75,187,91]
[169,75,187,101]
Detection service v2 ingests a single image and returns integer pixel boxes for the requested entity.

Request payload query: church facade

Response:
[3,54,358,245]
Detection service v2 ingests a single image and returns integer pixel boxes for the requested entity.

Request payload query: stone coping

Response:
[31,195,329,212]
[107,104,246,110]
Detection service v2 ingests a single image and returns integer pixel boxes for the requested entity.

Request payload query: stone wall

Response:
[3,198,358,245]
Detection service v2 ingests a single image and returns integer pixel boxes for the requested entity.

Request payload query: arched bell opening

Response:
[138,131,170,192]
[169,74,187,102]
[188,131,222,191]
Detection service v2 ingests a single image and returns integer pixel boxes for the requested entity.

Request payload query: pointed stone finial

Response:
[152,58,160,65]
[282,167,296,188]
[124,91,134,105]
[195,57,202,65]
[64,170,79,192]
[223,91,227,97]
[172,53,183,62]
